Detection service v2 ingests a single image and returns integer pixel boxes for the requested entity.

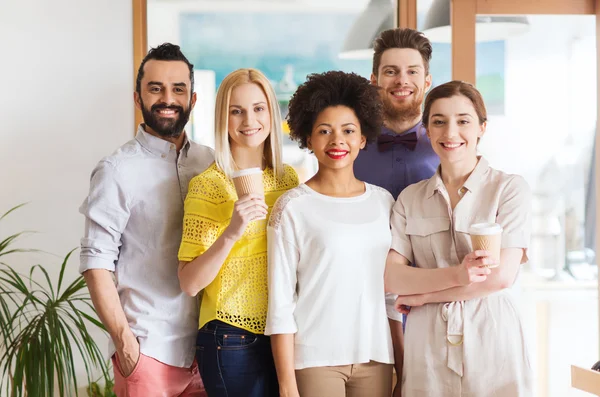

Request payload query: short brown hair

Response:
[422,80,488,128]
[372,28,432,76]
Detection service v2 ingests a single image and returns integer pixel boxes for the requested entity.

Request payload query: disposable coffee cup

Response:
[468,223,503,268]
[231,168,264,197]
[231,168,265,219]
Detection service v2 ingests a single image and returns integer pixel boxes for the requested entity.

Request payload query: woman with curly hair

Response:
[264,71,401,397]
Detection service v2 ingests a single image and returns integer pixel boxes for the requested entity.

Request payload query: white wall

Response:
[0,0,133,391]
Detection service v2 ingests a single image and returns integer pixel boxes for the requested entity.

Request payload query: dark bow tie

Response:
[377,131,418,152]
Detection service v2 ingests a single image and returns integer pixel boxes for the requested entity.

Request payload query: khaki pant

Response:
[295,361,393,397]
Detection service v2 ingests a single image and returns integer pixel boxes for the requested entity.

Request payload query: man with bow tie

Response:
[353,28,441,397]
[354,28,439,199]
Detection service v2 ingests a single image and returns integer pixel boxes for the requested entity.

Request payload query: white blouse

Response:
[265,183,400,370]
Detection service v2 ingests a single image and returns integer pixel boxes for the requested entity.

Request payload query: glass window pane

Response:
[148,0,397,182]
[418,1,598,394]
[475,14,596,397]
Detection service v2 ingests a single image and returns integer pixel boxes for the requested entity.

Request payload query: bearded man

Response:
[79,43,213,397]
[354,29,441,397]
[354,28,439,199]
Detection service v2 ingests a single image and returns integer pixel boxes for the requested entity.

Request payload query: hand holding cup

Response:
[457,250,492,285]
[225,194,268,241]
[224,168,267,241]
[469,223,503,268]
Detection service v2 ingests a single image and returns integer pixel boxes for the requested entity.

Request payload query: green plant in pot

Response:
[0,204,111,397]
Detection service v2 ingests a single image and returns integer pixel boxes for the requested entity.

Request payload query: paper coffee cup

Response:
[468,223,503,268]
[231,168,264,197]
[231,168,265,220]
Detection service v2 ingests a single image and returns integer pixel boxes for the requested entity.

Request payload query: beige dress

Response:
[391,157,533,397]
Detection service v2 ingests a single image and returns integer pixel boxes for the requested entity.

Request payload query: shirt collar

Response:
[462,156,489,193]
[425,156,490,199]
[381,120,424,137]
[135,124,191,158]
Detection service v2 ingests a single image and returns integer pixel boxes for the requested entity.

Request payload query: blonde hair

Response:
[214,68,284,179]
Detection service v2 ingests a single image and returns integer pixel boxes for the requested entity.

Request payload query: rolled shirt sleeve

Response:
[79,160,131,273]
[390,192,414,263]
[497,175,532,263]
[265,200,300,335]
[385,293,403,322]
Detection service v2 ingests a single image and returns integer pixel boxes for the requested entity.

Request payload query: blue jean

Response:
[196,320,279,397]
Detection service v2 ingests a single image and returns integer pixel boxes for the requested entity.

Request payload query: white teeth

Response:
[241,129,259,135]
[392,91,411,97]
[328,151,346,155]
[158,109,175,114]
[442,143,462,148]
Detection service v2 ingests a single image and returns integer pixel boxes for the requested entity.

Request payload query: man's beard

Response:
[381,90,424,125]
[141,100,192,138]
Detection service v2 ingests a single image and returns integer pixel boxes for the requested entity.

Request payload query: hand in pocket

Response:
[116,335,141,377]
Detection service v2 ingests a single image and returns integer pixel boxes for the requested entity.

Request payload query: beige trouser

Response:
[295,360,393,397]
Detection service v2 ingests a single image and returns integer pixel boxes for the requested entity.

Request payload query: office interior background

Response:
[0,0,599,395]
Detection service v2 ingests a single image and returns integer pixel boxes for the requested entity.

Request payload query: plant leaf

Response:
[0,203,28,222]
[0,246,109,396]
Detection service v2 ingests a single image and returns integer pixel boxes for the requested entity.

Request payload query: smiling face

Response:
[227,83,271,151]
[426,95,486,165]
[307,105,366,171]
[372,48,432,124]
[135,60,196,138]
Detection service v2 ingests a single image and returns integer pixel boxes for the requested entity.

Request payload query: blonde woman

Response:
[178,68,299,397]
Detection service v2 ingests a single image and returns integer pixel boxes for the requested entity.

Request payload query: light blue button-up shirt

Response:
[79,126,214,367]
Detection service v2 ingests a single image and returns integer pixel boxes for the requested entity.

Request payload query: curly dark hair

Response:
[135,43,194,95]
[287,71,383,149]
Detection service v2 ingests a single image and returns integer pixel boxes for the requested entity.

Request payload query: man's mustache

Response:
[151,104,183,113]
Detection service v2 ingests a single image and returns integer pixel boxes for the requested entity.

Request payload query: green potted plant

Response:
[0,204,111,397]
[86,366,116,397]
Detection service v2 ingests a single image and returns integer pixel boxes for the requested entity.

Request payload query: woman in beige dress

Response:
[384,80,532,396]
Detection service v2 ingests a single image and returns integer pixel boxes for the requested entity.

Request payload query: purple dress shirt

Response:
[354,122,440,199]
